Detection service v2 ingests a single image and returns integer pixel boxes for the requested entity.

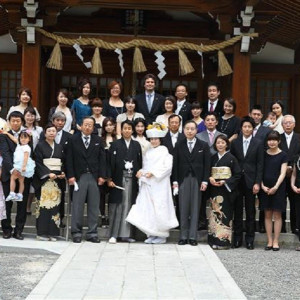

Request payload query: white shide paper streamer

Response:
[154,50,166,80]
[197,50,205,79]
[73,43,92,69]
[115,48,125,77]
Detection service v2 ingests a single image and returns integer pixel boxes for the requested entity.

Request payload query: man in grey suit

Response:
[196,112,224,156]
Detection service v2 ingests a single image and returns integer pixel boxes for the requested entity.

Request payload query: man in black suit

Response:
[249,104,271,232]
[172,120,210,246]
[201,82,224,120]
[249,104,271,148]
[230,116,264,250]
[162,114,184,222]
[66,117,106,243]
[280,115,300,233]
[162,114,185,156]
[0,111,30,240]
[135,73,164,125]
[174,84,192,127]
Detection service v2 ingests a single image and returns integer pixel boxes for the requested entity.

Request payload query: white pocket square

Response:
[198,150,203,152]
[95,143,99,145]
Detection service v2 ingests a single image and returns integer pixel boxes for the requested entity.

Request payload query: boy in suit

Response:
[230,116,264,249]
[66,117,106,243]
[172,120,210,246]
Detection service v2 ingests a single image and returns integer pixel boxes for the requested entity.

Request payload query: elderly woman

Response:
[48,88,75,133]
[7,87,41,122]
[33,124,65,241]
[126,123,179,244]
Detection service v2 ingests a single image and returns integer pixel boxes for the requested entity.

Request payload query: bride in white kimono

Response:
[126,124,179,244]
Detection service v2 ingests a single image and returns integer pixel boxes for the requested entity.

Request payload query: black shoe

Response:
[26,211,32,216]
[87,237,100,243]
[246,242,254,250]
[233,241,242,248]
[178,239,188,245]
[273,247,280,251]
[3,231,12,239]
[264,245,273,251]
[198,222,207,230]
[73,237,82,243]
[259,226,266,233]
[189,239,198,246]
[13,232,24,240]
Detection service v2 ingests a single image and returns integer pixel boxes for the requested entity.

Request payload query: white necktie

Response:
[243,140,249,156]
[188,141,193,153]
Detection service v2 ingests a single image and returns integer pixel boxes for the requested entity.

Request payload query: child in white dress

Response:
[6,131,35,202]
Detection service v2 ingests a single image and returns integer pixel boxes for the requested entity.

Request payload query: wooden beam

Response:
[1,0,236,13]
[21,43,41,107]
[232,43,251,117]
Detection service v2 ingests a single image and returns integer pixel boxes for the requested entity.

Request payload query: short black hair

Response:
[121,119,134,131]
[8,111,24,123]
[184,120,197,129]
[191,101,203,110]
[81,116,95,126]
[204,112,218,121]
[124,95,137,106]
[207,82,220,91]
[240,116,255,129]
[250,104,262,113]
[168,114,181,124]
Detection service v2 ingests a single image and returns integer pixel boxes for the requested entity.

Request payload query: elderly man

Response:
[280,115,300,233]
[66,117,106,243]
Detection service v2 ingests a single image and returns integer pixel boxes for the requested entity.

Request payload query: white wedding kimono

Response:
[126,145,178,237]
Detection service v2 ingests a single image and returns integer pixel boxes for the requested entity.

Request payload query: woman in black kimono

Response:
[208,134,241,249]
[33,124,65,241]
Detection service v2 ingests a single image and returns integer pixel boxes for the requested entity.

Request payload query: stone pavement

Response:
[23,240,246,300]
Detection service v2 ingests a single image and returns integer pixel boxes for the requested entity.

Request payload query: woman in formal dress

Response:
[33,124,65,241]
[270,100,284,134]
[91,98,106,137]
[116,96,144,136]
[126,123,179,244]
[156,96,182,131]
[107,120,142,244]
[48,89,75,133]
[191,101,205,133]
[291,154,300,251]
[99,117,117,227]
[71,78,92,130]
[102,80,124,120]
[132,118,151,157]
[7,87,41,122]
[260,131,287,251]
[217,98,240,142]
[208,134,241,249]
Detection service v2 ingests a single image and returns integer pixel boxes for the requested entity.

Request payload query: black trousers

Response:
[295,193,300,241]
[233,177,256,244]
[282,179,296,232]
[1,178,31,234]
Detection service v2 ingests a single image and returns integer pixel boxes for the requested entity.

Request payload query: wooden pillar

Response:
[293,46,300,132]
[21,42,41,108]
[232,43,251,117]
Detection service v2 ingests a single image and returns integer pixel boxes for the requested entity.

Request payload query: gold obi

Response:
[211,167,231,180]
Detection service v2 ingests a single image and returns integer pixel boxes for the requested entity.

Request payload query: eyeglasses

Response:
[283,121,294,125]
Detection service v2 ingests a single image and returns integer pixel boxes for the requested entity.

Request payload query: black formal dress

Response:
[33,140,65,237]
[217,115,240,139]
[259,151,288,212]
[208,152,241,248]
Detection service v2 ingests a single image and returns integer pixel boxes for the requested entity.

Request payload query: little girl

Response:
[6,131,35,202]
